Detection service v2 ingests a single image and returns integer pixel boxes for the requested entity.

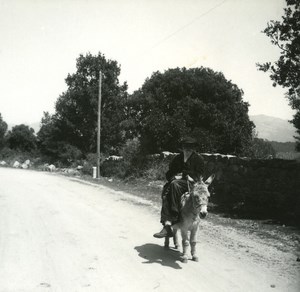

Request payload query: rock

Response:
[148,153,160,158]
[0,161,7,166]
[13,161,20,168]
[21,163,28,169]
[67,168,79,175]
[161,151,174,158]
[105,155,123,161]
[42,163,49,171]
[21,159,31,169]
[48,164,56,172]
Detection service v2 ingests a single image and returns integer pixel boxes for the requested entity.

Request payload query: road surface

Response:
[0,168,299,291]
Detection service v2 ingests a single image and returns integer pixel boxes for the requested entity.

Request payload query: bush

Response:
[276,152,300,160]
[119,138,141,165]
[143,156,170,180]
[100,138,150,178]
[101,159,127,178]
[81,153,107,176]
[250,138,276,159]
[0,147,40,166]
[57,143,82,165]
[118,138,145,177]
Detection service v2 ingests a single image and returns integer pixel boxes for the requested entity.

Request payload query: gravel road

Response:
[0,168,299,291]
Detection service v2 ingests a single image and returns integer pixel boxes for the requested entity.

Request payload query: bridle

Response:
[187,180,204,218]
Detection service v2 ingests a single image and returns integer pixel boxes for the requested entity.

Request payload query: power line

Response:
[150,0,228,50]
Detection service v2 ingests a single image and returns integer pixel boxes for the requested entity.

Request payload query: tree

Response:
[53,52,128,155]
[7,124,37,152]
[127,67,255,155]
[250,138,276,159]
[257,0,300,150]
[0,114,8,149]
[37,112,83,163]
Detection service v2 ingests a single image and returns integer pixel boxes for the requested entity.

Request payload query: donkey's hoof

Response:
[181,256,188,263]
[164,244,169,249]
[192,256,199,262]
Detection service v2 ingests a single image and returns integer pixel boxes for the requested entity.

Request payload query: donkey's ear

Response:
[205,174,215,186]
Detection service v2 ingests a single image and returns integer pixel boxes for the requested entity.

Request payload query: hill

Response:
[5,115,297,143]
[250,115,297,142]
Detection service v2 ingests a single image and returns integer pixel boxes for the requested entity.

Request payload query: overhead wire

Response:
[150,0,228,50]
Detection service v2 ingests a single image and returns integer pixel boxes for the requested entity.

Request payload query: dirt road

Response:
[0,168,299,292]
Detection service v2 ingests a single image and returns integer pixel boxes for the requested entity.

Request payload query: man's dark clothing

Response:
[166,152,204,182]
[160,151,205,224]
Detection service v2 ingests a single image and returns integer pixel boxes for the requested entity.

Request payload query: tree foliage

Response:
[257,0,300,150]
[0,113,8,149]
[38,52,128,159]
[6,124,37,152]
[127,67,255,155]
[37,112,79,163]
[250,138,276,159]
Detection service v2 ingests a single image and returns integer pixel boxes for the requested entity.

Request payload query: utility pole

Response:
[97,70,102,178]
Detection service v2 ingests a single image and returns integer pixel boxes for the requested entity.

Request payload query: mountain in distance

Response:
[5,115,297,143]
[250,114,297,142]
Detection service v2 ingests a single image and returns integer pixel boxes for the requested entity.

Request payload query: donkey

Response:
[164,175,215,263]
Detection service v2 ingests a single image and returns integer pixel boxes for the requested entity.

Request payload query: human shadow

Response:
[134,243,182,269]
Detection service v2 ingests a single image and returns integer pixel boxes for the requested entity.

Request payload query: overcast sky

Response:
[0,0,296,126]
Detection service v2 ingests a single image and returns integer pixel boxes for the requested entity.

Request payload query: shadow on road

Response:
[134,243,182,269]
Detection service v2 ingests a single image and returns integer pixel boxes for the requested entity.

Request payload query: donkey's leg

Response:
[173,229,180,249]
[190,225,199,262]
[181,230,189,263]
[164,236,170,249]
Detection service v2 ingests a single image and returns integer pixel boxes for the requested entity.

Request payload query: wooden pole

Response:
[97,71,102,178]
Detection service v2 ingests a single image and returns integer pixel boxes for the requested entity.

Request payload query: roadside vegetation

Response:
[0,53,278,166]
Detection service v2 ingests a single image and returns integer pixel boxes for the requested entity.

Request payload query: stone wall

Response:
[100,151,300,226]
[202,154,300,226]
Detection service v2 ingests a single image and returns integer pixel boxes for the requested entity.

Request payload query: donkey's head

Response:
[192,174,215,218]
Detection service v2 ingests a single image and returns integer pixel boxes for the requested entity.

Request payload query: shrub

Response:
[101,159,127,178]
[100,138,150,178]
[0,147,40,166]
[143,156,170,180]
[81,153,107,176]
[57,143,82,165]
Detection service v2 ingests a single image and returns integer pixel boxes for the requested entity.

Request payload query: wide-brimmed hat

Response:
[180,136,198,146]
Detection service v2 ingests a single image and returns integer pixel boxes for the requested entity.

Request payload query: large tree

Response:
[40,52,128,156]
[257,0,300,150]
[127,67,255,155]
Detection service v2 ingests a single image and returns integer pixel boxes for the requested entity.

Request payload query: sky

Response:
[0,0,296,126]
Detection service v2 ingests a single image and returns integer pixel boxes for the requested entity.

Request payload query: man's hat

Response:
[180,136,198,146]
